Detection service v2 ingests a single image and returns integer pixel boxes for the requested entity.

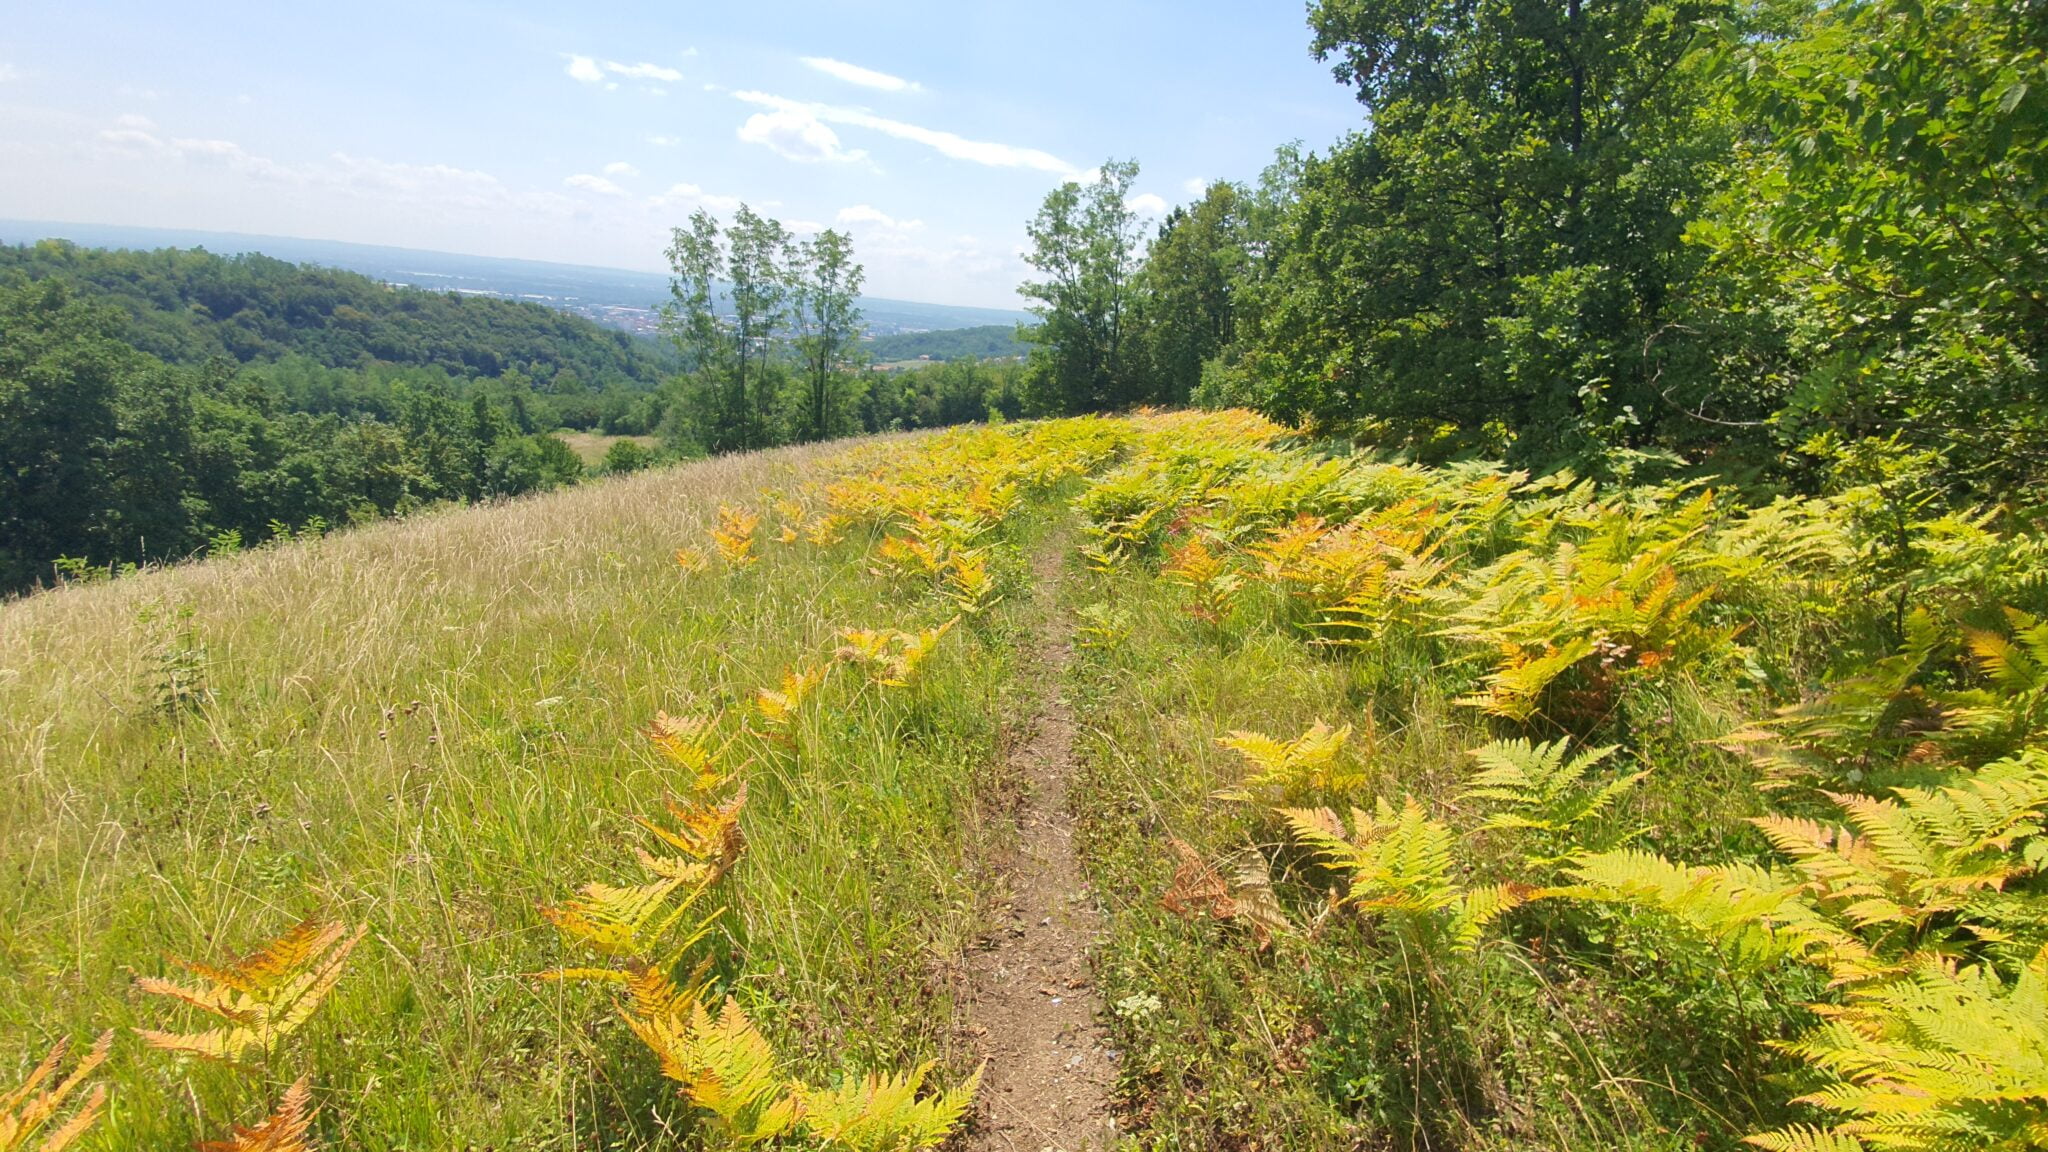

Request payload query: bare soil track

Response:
[963,536,1117,1152]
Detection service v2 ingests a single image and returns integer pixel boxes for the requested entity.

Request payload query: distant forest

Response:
[0,242,1029,593]
[0,242,672,386]
[865,325,1026,363]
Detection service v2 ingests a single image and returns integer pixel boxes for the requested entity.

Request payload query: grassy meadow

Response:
[0,433,1046,1148]
[5,410,2047,1152]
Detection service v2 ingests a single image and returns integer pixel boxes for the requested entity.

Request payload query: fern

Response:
[0,1032,110,1152]
[835,619,956,688]
[1217,721,1365,801]
[1721,610,1945,790]
[1282,798,1527,951]
[1749,948,2048,1152]
[136,918,366,1064]
[712,505,761,568]
[1460,738,1643,864]
[801,1062,983,1152]
[646,712,726,793]
[1749,752,2048,979]
[1939,607,2048,765]
[755,664,829,736]
[1075,603,1133,649]
[542,790,743,972]
[197,1077,317,1152]
[1159,838,1294,948]
[940,551,1001,615]
[1162,535,1244,625]
[1559,849,1861,971]
[619,968,799,1147]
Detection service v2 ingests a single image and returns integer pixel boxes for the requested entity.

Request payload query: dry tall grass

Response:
[0,433,1011,1148]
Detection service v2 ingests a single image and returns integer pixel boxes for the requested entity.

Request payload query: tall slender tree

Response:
[790,228,866,442]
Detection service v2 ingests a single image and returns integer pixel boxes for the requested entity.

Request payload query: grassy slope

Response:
[0,437,1035,1148]
[9,412,2039,1152]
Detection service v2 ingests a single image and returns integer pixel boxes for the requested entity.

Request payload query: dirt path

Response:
[963,535,1116,1152]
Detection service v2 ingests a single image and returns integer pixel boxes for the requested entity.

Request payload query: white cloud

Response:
[648,182,745,215]
[602,161,639,177]
[0,63,19,83]
[1183,177,1208,196]
[98,127,163,150]
[836,204,923,231]
[1127,192,1169,216]
[565,172,627,196]
[733,91,1078,177]
[604,60,683,82]
[643,87,668,97]
[647,135,682,147]
[800,57,920,93]
[567,55,685,86]
[115,113,157,131]
[736,106,867,164]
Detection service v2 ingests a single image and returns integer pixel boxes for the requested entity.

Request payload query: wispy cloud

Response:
[736,106,867,164]
[1183,177,1208,196]
[800,57,920,93]
[836,204,922,231]
[604,60,682,82]
[647,135,682,147]
[1127,192,1169,216]
[565,55,683,86]
[733,91,1078,177]
[0,63,20,83]
[648,182,746,215]
[565,172,627,196]
[602,161,639,178]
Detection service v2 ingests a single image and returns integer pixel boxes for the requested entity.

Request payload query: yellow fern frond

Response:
[645,712,727,792]
[801,1061,983,1152]
[136,919,365,1064]
[1218,722,1364,800]
[620,974,798,1147]
[0,1031,110,1152]
[755,664,829,733]
[941,552,1001,615]
[712,505,760,568]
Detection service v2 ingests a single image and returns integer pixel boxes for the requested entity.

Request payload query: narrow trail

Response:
[963,533,1116,1152]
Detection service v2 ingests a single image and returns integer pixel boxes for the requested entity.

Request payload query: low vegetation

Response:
[4,408,2044,1151]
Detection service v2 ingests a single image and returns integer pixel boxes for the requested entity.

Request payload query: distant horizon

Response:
[0,1,1359,309]
[0,216,1037,324]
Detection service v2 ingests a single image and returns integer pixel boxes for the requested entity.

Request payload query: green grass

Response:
[0,438,1035,1148]
[8,412,2044,1152]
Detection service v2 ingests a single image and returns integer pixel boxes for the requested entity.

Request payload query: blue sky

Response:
[0,2,1361,308]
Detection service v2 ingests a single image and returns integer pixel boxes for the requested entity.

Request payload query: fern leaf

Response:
[802,1062,983,1152]
[196,1078,317,1152]
[0,1032,110,1152]
[136,920,365,1063]
[620,975,797,1147]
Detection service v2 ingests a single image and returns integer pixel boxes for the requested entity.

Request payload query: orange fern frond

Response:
[0,1031,111,1152]
[196,1077,316,1152]
[136,919,365,1063]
